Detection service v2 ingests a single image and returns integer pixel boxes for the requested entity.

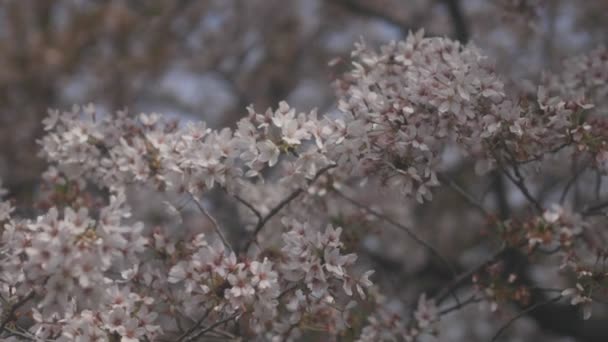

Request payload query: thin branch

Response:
[496,155,543,213]
[327,0,410,34]
[437,173,491,217]
[516,140,572,165]
[434,245,508,304]
[3,326,40,341]
[176,306,214,342]
[440,0,469,43]
[233,194,263,223]
[186,312,241,342]
[242,164,336,252]
[438,293,481,316]
[491,294,563,342]
[333,187,461,307]
[189,193,234,253]
[559,160,589,204]
[582,200,608,216]
[0,291,35,334]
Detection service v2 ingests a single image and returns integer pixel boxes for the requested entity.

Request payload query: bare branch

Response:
[437,173,491,217]
[434,245,508,304]
[242,164,336,252]
[559,160,589,204]
[495,153,544,213]
[440,0,469,43]
[233,194,263,223]
[491,294,563,342]
[333,187,461,307]
[327,0,410,34]
[186,312,241,342]
[189,193,234,253]
[176,306,214,342]
[0,291,35,335]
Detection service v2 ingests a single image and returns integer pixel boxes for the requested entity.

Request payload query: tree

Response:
[1,1,608,341]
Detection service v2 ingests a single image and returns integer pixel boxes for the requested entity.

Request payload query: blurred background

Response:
[0,1,607,341]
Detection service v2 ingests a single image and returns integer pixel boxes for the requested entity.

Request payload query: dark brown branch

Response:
[189,194,234,253]
[233,194,263,223]
[176,306,214,342]
[438,293,482,316]
[434,245,509,304]
[333,188,461,307]
[496,155,544,214]
[491,294,563,342]
[327,0,410,34]
[242,164,336,252]
[582,200,608,216]
[559,160,589,204]
[0,291,35,335]
[440,0,469,43]
[186,312,241,342]
[437,173,491,217]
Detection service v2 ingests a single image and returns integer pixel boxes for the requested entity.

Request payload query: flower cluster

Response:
[546,46,608,111]
[166,219,372,340]
[527,204,584,251]
[334,30,508,198]
[1,192,157,340]
[39,102,332,196]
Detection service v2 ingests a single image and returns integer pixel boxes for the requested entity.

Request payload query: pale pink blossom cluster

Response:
[545,46,608,108]
[335,30,508,198]
[1,192,158,341]
[331,29,592,194]
[166,219,372,340]
[38,102,333,196]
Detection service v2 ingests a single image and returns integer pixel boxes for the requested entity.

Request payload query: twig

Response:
[0,291,35,334]
[437,173,491,217]
[582,200,608,216]
[189,193,234,253]
[328,0,410,34]
[441,0,469,43]
[186,312,241,342]
[496,154,543,213]
[438,293,481,316]
[333,188,461,307]
[176,306,214,342]
[491,294,563,342]
[242,164,336,252]
[516,140,572,165]
[433,244,522,305]
[559,160,589,204]
[233,194,263,223]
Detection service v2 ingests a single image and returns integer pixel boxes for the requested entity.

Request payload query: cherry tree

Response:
[2,1,608,342]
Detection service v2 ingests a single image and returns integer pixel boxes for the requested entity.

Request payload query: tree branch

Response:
[440,0,469,43]
[189,193,234,253]
[0,291,35,335]
[186,312,241,342]
[333,187,461,307]
[491,294,563,342]
[327,0,410,34]
[242,164,337,252]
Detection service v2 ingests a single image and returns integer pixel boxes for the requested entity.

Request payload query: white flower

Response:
[257,140,280,167]
[250,258,278,290]
[562,284,593,320]
[414,293,437,328]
